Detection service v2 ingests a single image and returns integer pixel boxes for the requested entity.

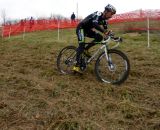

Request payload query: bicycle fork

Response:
[104,46,115,71]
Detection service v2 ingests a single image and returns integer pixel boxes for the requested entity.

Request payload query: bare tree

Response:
[1,9,6,25]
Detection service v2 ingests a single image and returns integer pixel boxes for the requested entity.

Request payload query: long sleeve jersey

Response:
[77,11,108,33]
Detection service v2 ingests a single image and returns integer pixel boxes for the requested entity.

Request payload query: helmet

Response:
[105,4,116,14]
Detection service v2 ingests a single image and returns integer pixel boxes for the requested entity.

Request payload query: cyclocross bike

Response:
[57,32,130,85]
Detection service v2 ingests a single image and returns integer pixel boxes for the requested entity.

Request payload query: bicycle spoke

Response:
[57,46,77,74]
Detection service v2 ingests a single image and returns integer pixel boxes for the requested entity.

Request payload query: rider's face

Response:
[103,11,114,19]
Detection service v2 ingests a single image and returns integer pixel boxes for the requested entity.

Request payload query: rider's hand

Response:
[103,30,111,39]
[104,30,112,36]
[104,30,115,38]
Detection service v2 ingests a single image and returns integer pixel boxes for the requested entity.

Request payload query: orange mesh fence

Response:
[109,9,160,23]
[2,19,79,37]
[2,9,160,37]
[108,9,160,31]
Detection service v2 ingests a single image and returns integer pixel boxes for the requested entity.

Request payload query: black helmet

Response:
[105,4,116,14]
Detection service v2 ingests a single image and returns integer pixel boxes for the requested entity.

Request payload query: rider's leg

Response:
[76,42,85,66]
[85,30,103,50]
[76,28,85,65]
[73,27,85,73]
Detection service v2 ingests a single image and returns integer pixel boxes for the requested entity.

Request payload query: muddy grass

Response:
[0,29,160,130]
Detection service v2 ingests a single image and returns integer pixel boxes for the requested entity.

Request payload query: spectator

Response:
[20,19,24,26]
[71,12,76,23]
[29,17,34,29]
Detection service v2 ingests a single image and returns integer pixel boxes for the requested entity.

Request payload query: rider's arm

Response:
[93,21,105,33]
[103,21,108,30]
[92,12,105,33]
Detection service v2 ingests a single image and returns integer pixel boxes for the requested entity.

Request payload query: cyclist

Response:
[73,4,116,73]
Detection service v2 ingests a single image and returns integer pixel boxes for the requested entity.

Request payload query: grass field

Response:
[0,29,160,130]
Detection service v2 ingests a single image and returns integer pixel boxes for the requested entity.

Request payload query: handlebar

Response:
[101,32,123,49]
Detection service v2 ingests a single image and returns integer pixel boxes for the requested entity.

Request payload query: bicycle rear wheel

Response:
[57,46,77,74]
[95,49,130,85]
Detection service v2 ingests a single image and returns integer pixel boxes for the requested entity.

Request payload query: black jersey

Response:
[77,11,108,33]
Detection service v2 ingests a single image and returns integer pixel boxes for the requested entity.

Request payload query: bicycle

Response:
[57,32,130,85]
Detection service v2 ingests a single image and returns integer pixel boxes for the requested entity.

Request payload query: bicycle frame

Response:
[86,36,120,64]
[87,44,107,63]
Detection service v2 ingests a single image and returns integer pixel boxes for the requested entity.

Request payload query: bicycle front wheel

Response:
[57,46,77,74]
[95,49,130,85]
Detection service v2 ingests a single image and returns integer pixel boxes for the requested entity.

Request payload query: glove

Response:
[104,30,114,39]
